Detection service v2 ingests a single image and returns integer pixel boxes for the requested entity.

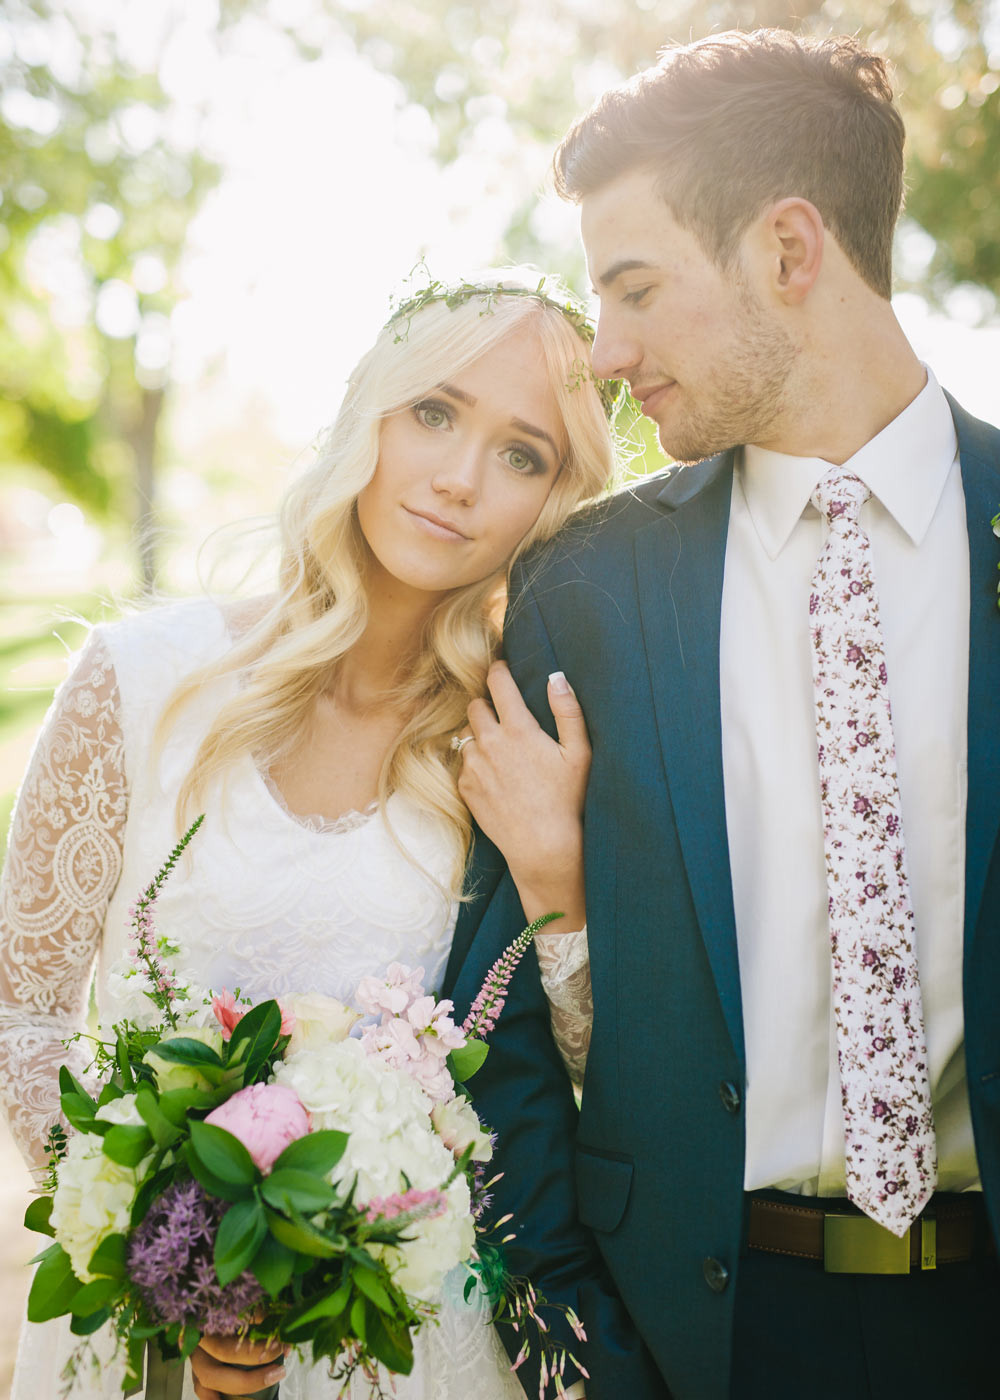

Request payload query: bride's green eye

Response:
[504,444,543,475]
[414,401,450,429]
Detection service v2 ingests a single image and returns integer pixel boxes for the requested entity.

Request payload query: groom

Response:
[444,28,1000,1400]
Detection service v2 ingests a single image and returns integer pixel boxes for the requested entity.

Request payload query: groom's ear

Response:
[755,197,825,305]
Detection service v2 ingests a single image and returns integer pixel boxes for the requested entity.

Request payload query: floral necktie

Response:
[810,467,937,1236]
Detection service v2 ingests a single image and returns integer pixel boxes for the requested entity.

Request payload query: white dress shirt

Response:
[720,368,979,1195]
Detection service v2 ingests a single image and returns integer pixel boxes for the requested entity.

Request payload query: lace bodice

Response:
[0,599,592,1182]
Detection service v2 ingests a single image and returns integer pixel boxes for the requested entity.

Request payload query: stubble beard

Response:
[657,288,798,466]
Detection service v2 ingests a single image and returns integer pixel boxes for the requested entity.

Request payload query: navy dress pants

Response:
[730,1196,999,1399]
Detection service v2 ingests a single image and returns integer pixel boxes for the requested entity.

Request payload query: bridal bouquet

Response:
[26,818,585,1398]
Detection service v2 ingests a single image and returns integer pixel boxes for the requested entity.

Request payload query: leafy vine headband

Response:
[385,274,626,421]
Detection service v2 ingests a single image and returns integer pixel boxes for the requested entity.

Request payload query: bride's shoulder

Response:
[98,596,228,653]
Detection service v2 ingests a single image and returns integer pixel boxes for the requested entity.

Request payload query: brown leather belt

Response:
[747,1195,991,1274]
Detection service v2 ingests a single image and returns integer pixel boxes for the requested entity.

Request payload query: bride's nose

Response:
[430,442,483,503]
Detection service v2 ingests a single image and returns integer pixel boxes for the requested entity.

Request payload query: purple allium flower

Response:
[128,1180,264,1334]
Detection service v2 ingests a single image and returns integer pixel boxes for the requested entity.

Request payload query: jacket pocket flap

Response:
[575,1148,634,1233]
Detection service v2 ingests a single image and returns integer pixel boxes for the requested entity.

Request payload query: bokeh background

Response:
[2,0,999,1392]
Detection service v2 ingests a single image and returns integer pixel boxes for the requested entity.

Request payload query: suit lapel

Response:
[634,451,745,1066]
[951,396,1000,952]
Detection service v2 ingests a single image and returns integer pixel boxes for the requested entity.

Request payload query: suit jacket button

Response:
[703,1257,730,1293]
[718,1080,742,1115]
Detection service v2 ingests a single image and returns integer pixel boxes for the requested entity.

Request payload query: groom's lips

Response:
[633,382,676,418]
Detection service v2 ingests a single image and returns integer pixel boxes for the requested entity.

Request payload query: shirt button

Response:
[703,1257,730,1293]
[718,1079,742,1114]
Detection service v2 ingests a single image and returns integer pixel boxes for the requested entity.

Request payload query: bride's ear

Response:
[760,198,825,305]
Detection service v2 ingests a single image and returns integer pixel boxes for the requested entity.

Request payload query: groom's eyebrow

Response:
[595,257,656,289]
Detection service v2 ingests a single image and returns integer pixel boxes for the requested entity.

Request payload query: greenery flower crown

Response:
[385,274,626,422]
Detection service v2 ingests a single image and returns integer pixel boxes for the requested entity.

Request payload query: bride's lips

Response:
[633,382,676,418]
[404,507,470,542]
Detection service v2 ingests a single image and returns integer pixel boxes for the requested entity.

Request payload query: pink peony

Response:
[205,1082,310,1173]
[212,988,295,1042]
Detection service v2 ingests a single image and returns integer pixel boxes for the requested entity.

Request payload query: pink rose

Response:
[211,989,295,1042]
[205,1082,310,1173]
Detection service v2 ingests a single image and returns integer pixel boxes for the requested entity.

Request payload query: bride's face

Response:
[357,324,566,603]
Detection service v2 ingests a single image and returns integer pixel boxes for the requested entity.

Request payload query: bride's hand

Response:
[457,661,590,933]
[190,1331,287,1400]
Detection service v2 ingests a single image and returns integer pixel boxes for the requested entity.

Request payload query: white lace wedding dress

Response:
[0,599,593,1400]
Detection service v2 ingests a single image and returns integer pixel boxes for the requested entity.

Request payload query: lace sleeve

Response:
[0,631,127,1177]
[535,926,592,1087]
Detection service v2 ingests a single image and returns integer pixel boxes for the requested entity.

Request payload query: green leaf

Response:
[130,1162,175,1227]
[184,1141,256,1204]
[283,1277,352,1332]
[150,1037,224,1068]
[71,1277,122,1315]
[125,1332,145,1388]
[134,1086,182,1149]
[59,1091,97,1132]
[58,1065,94,1104]
[265,1208,343,1259]
[26,1243,83,1323]
[116,1033,135,1089]
[261,1169,336,1216]
[70,1305,112,1335]
[180,1325,201,1360]
[272,1130,348,1178]
[87,1232,129,1280]
[353,1267,394,1314]
[446,1038,489,1083]
[366,1306,414,1375]
[101,1124,152,1168]
[97,1081,126,1106]
[350,1293,367,1344]
[158,1085,224,1126]
[189,1121,260,1186]
[214,1199,267,1286]
[227,1000,281,1080]
[249,1232,296,1299]
[24,1195,55,1237]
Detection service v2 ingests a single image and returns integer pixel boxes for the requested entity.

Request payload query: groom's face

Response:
[581,168,795,463]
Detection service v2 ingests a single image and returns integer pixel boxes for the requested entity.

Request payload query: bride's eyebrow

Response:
[438,382,476,405]
[511,417,558,458]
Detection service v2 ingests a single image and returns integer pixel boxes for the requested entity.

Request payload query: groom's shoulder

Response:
[945,389,1000,464]
[528,452,728,573]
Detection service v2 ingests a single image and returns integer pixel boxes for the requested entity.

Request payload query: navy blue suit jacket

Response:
[442,396,1000,1400]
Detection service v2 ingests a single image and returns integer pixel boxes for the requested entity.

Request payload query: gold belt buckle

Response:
[823,1214,911,1274]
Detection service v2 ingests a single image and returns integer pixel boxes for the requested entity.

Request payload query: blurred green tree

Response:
[0,0,225,589]
[311,0,999,302]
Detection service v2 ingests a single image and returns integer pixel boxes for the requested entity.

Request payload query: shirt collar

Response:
[739,367,959,560]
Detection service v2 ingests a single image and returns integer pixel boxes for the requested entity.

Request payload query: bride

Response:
[0,271,610,1399]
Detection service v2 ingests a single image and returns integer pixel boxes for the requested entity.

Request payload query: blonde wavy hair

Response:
[159,271,617,896]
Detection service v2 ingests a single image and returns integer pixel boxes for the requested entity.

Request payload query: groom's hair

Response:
[554,29,904,299]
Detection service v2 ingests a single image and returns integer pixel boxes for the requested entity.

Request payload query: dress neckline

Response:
[212,600,388,839]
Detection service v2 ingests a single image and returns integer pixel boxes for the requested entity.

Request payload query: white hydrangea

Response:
[104,956,213,1030]
[50,1097,150,1284]
[273,1038,474,1300]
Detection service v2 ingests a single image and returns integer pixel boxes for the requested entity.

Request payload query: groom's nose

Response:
[590,309,643,381]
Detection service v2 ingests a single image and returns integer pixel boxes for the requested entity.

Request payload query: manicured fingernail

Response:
[549,671,571,694]
[266,1367,286,1382]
